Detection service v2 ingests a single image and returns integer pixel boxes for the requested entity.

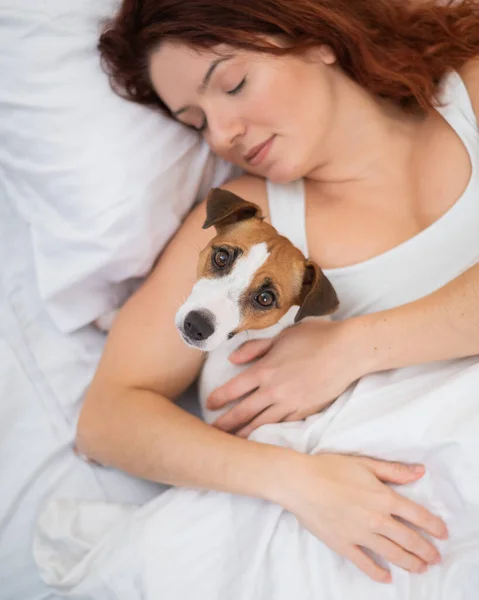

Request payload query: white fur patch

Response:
[176,243,270,351]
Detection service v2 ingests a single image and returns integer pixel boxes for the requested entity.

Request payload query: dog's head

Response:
[175,188,339,351]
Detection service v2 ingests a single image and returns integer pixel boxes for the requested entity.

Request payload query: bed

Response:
[0,2,233,598]
[2,2,479,599]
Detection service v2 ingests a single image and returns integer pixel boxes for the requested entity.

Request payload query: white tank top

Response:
[266,71,479,320]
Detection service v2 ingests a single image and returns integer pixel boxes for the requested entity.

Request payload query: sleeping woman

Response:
[65,0,479,590]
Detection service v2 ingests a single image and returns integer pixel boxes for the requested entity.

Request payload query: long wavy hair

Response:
[98,0,479,115]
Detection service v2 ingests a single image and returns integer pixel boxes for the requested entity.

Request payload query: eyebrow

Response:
[172,55,233,118]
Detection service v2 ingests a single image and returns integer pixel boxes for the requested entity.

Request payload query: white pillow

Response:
[0,0,238,333]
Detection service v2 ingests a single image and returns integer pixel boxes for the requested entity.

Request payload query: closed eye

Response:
[196,118,207,133]
[177,111,208,133]
[185,77,246,132]
[182,117,207,133]
[227,77,246,96]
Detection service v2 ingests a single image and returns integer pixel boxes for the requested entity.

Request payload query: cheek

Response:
[286,63,334,129]
[260,71,327,145]
[231,60,295,129]
[251,71,295,124]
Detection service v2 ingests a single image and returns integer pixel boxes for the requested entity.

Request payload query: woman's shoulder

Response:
[458,57,479,124]
[219,174,270,218]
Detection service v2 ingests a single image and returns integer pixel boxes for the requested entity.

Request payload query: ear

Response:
[294,261,339,322]
[317,44,336,65]
[202,188,262,231]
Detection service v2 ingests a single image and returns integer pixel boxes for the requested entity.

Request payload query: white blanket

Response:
[34,343,479,599]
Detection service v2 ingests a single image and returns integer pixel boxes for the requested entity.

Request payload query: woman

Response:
[77,0,479,584]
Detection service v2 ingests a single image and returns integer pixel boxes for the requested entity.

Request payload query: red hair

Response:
[98,0,479,114]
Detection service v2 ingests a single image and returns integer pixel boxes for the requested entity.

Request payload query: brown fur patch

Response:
[197,218,309,332]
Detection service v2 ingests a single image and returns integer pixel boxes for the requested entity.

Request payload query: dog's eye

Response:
[255,291,275,307]
[213,248,231,269]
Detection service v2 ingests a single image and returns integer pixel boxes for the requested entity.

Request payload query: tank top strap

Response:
[435,71,478,146]
[265,179,309,258]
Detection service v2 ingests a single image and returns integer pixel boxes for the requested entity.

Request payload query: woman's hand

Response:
[274,453,448,583]
[207,318,367,437]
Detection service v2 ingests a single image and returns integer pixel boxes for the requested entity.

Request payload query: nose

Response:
[207,108,245,151]
[183,310,215,342]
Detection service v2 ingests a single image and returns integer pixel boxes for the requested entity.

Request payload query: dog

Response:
[94,187,339,425]
[176,187,339,352]
[176,188,339,424]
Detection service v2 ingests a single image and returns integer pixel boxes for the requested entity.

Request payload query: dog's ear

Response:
[294,261,339,322]
[202,188,262,231]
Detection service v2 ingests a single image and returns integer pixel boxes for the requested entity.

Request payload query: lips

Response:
[244,136,274,166]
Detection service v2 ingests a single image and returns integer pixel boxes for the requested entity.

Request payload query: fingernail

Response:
[418,563,428,573]
[411,464,425,472]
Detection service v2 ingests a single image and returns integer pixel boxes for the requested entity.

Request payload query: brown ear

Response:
[294,261,339,322]
[202,188,262,231]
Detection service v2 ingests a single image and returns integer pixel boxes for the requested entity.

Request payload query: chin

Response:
[264,162,307,184]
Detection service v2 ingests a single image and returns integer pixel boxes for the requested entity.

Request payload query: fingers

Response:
[362,457,425,484]
[363,457,448,540]
[213,392,271,433]
[207,370,260,410]
[381,517,442,565]
[229,338,274,365]
[342,545,392,584]
[367,535,427,574]
[391,493,448,540]
[236,406,294,438]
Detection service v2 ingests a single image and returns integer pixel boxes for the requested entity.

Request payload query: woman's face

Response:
[149,40,339,183]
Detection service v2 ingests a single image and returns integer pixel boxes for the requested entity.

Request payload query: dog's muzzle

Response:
[181,309,215,345]
[175,277,242,351]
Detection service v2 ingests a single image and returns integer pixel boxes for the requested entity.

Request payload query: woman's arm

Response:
[356,261,479,375]
[76,177,290,498]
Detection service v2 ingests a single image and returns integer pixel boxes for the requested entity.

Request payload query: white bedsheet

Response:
[0,194,202,599]
[33,338,479,599]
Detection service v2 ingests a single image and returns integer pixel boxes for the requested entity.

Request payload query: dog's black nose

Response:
[184,310,215,342]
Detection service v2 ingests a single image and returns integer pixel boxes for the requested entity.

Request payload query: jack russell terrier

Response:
[176,188,339,424]
[92,188,339,427]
